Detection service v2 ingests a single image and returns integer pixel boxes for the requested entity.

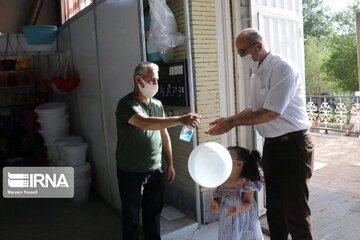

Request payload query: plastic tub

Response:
[17,58,31,70]
[147,52,162,61]
[35,102,67,121]
[38,123,69,145]
[63,142,88,166]
[45,144,59,165]
[74,162,91,179]
[22,25,57,44]
[73,177,91,203]
[54,136,83,160]
[37,113,69,130]
[1,59,16,71]
[56,159,67,166]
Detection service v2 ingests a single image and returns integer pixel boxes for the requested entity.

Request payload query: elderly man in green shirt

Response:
[116,62,200,240]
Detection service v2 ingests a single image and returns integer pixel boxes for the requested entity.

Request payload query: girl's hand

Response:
[210,200,220,214]
[226,205,239,217]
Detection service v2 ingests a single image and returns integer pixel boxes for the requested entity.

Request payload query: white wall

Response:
[57,1,142,208]
[95,1,143,208]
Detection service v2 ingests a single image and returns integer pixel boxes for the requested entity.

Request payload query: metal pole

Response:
[26,0,45,25]
[138,0,147,61]
[356,12,360,90]
[183,0,201,227]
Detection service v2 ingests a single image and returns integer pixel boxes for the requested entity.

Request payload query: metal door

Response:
[250,0,305,79]
[250,0,305,216]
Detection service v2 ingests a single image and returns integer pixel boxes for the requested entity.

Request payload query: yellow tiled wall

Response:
[168,0,222,147]
[189,0,221,144]
[162,0,222,213]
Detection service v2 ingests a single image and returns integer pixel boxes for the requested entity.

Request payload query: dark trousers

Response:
[117,168,165,240]
[262,134,314,240]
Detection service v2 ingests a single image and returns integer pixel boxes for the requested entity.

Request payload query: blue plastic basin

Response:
[22,25,57,44]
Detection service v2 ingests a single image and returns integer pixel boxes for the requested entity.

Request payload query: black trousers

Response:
[262,134,314,240]
[117,168,165,240]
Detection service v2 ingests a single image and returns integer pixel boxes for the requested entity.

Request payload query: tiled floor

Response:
[311,133,360,196]
[176,133,360,240]
[309,133,360,240]
[1,133,359,240]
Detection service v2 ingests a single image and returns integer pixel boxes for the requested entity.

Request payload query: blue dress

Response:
[213,181,264,240]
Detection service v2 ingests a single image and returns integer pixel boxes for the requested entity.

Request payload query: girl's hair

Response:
[227,146,262,182]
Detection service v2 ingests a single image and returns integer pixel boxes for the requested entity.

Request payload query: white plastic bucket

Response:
[38,114,69,130]
[35,102,67,121]
[73,178,91,203]
[55,159,67,166]
[54,136,83,160]
[46,144,59,165]
[74,162,91,179]
[63,142,88,166]
[38,123,69,145]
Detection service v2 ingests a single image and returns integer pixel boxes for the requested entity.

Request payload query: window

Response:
[60,0,93,23]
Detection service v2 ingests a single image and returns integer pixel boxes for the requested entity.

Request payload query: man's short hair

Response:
[134,62,159,80]
[242,28,263,45]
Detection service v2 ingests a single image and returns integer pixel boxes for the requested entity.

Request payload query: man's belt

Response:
[265,129,308,143]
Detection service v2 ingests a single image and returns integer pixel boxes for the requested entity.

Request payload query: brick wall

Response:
[161,0,223,217]
[189,0,221,144]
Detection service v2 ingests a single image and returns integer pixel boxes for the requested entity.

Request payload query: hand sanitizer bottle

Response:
[179,126,194,142]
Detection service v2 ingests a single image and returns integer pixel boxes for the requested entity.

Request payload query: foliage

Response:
[304,36,337,94]
[332,0,360,35]
[302,0,333,40]
[322,33,358,91]
[303,0,359,93]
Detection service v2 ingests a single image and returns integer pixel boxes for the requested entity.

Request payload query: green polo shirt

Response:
[115,93,165,172]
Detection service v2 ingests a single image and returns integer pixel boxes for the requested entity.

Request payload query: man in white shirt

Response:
[206,28,314,240]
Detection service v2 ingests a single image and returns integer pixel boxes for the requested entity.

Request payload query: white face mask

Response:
[240,47,259,70]
[241,54,258,69]
[138,78,158,98]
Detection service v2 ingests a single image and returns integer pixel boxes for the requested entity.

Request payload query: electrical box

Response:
[155,60,190,107]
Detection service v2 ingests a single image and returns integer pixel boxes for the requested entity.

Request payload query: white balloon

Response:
[188,142,233,188]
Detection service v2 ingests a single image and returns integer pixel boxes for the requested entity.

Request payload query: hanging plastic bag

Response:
[147,0,185,63]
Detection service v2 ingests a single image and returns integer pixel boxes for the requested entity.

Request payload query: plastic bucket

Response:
[74,162,91,179]
[147,52,162,61]
[17,58,31,70]
[35,102,67,121]
[1,59,16,71]
[22,25,57,44]
[54,136,83,160]
[56,159,67,166]
[37,113,69,130]
[73,177,91,203]
[63,142,88,167]
[38,123,69,145]
[45,144,59,165]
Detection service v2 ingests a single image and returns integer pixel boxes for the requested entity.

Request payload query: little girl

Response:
[210,146,264,240]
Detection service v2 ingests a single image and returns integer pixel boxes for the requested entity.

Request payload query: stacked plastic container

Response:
[54,136,83,166]
[55,136,91,203]
[35,101,91,202]
[35,102,69,164]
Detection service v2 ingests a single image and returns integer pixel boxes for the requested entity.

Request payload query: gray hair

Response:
[133,62,159,80]
[243,28,263,45]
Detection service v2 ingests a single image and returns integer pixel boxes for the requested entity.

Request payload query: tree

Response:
[332,0,360,35]
[322,33,358,91]
[303,0,360,92]
[302,0,333,40]
[320,2,360,91]
[305,36,337,94]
